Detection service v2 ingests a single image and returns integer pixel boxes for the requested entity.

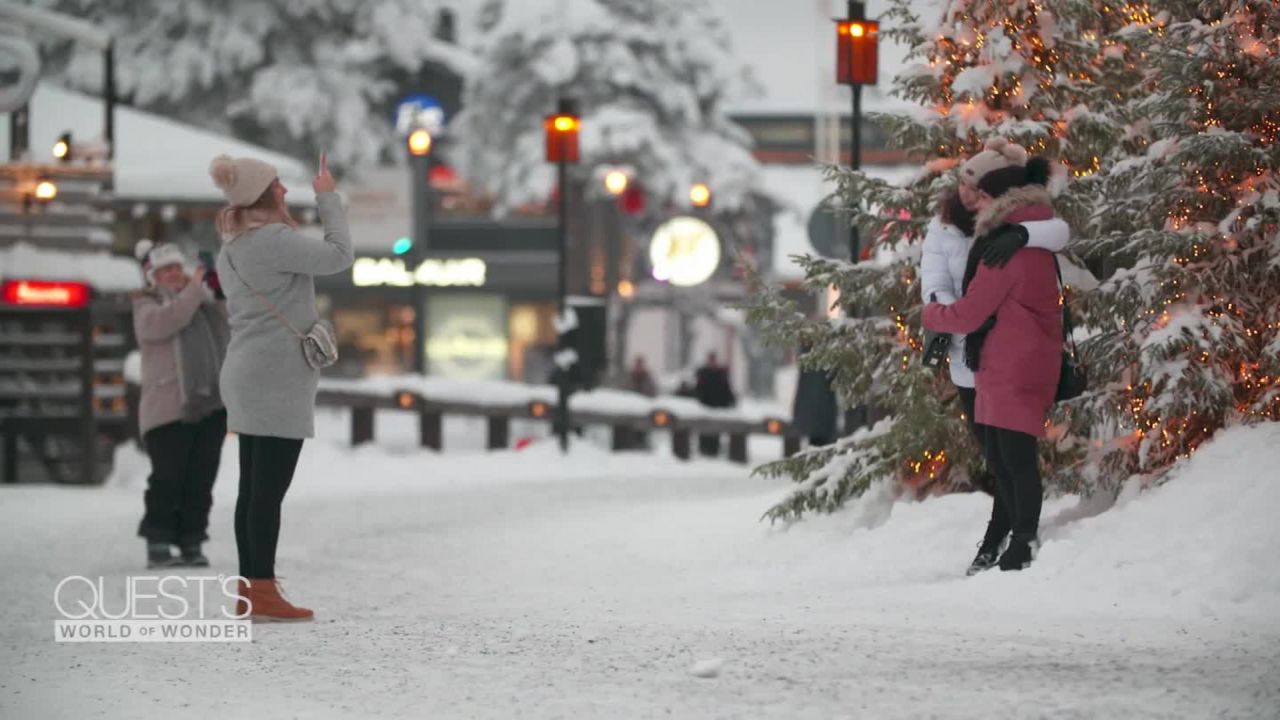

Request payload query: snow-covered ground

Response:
[1,414,1278,718]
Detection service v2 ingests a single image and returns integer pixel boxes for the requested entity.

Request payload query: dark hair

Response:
[978,157,1052,199]
[939,187,976,237]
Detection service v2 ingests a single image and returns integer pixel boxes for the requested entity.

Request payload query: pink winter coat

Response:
[922,188,1064,437]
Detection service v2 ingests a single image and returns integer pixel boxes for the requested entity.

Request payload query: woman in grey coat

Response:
[210,152,352,622]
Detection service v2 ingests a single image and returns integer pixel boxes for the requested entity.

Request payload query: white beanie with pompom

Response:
[209,154,279,207]
[959,137,1029,187]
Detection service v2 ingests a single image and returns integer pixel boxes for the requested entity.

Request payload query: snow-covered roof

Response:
[1,84,315,205]
[711,0,942,116]
[766,163,921,279]
[0,241,142,291]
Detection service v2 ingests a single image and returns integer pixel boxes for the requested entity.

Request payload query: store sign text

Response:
[352,257,487,288]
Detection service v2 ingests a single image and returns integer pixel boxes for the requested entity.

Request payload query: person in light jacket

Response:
[923,157,1064,572]
[211,152,352,621]
[920,138,1070,575]
[132,241,230,569]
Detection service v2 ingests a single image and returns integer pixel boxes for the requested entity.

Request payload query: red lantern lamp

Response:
[544,99,581,164]
[836,19,879,85]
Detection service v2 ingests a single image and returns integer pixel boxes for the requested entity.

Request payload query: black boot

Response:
[179,544,209,568]
[146,542,178,569]
[998,535,1039,572]
[966,541,1003,576]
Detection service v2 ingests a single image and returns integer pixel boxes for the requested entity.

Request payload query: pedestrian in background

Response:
[212,152,352,621]
[132,240,230,569]
[694,352,736,456]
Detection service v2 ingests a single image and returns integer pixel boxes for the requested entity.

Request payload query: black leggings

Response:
[980,425,1042,541]
[235,434,303,579]
[138,410,227,545]
[956,387,1011,546]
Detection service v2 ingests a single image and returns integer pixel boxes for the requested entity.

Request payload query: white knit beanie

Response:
[209,154,279,207]
[135,239,188,284]
[959,137,1028,187]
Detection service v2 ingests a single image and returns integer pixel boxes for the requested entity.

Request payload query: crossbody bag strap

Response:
[1053,256,1081,360]
[222,250,306,341]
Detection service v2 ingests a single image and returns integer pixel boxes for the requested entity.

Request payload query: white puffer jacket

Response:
[920,216,1071,388]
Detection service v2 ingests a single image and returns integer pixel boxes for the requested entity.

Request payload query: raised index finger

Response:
[319,151,329,175]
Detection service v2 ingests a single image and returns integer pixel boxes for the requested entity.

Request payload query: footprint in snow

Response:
[689,658,724,678]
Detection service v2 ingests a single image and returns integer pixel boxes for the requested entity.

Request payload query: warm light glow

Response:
[530,401,550,418]
[407,129,433,156]
[604,170,629,196]
[397,392,415,409]
[52,140,69,160]
[765,419,783,435]
[553,115,579,132]
[850,23,866,38]
[689,183,712,208]
[652,410,671,427]
[34,181,58,201]
[617,279,635,299]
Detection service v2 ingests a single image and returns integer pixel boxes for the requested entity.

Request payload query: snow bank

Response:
[0,242,142,291]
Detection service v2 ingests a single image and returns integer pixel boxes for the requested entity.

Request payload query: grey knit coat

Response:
[216,192,353,439]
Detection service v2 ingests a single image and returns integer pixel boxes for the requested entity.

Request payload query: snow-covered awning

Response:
[1,84,315,205]
[0,241,141,291]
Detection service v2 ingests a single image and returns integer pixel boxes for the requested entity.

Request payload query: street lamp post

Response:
[545,98,581,453]
[836,0,879,261]
[407,128,434,374]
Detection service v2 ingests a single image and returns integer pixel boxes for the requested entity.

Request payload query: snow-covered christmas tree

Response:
[1067,0,1280,485]
[29,0,472,169]
[746,0,1152,521]
[450,0,761,213]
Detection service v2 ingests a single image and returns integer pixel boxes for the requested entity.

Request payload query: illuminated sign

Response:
[649,216,721,287]
[1,280,90,307]
[352,257,487,288]
[426,295,508,380]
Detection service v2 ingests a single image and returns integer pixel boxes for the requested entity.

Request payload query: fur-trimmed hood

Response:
[974,185,1054,238]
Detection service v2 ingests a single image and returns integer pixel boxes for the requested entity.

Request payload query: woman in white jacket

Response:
[920,139,1070,575]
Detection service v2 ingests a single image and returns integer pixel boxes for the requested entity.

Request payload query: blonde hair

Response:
[215,180,297,240]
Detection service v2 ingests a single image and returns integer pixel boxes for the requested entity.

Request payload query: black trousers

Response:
[980,425,1042,541]
[235,434,304,579]
[138,410,227,545]
[956,387,1012,547]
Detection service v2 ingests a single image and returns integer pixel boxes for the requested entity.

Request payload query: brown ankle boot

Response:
[247,578,314,622]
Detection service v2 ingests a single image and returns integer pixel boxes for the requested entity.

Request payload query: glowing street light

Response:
[34,180,58,202]
[604,170,629,196]
[689,183,712,208]
[407,128,433,156]
[53,132,72,162]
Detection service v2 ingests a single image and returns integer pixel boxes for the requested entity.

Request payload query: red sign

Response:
[1,280,91,308]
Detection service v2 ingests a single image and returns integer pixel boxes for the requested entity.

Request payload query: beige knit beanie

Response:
[209,155,279,207]
[958,137,1028,187]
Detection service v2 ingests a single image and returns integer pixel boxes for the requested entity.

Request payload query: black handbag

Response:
[1054,258,1087,402]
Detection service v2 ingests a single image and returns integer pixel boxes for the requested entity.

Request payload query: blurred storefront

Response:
[315,217,562,383]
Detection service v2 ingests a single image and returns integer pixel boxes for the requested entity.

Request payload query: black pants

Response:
[980,425,1042,541]
[235,434,304,579]
[138,410,227,545]
[698,433,721,457]
[956,387,1012,547]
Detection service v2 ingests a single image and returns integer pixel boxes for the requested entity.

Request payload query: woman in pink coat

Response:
[923,158,1063,571]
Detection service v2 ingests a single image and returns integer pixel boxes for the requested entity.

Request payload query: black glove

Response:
[982,224,1029,268]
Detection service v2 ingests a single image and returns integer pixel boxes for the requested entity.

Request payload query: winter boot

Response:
[146,542,179,569]
[966,542,1003,576]
[246,578,314,622]
[178,544,209,568]
[998,535,1039,572]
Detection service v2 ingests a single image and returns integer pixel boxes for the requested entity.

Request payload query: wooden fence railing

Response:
[315,387,802,465]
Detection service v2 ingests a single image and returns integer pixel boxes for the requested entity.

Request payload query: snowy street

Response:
[2,413,1278,718]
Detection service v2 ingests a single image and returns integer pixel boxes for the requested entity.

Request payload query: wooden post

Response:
[783,435,802,458]
[351,407,375,446]
[487,415,510,450]
[419,410,442,450]
[672,428,692,461]
[728,433,748,464]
